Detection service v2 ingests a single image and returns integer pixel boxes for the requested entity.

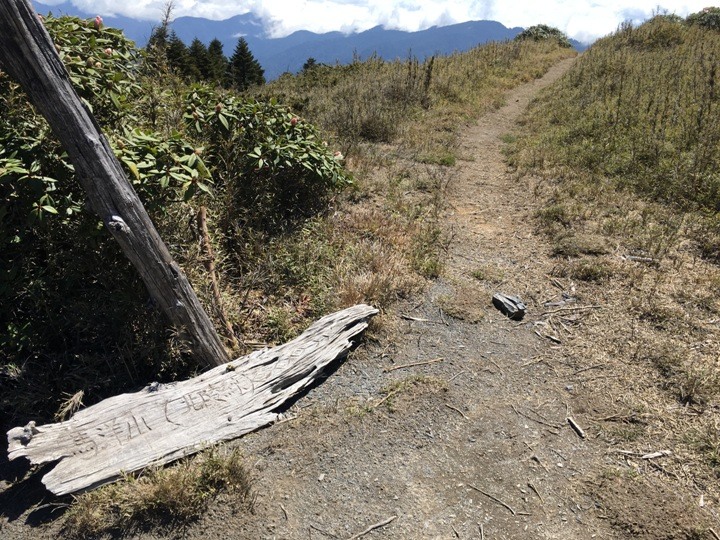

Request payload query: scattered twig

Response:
[641,450,671,460]
[570,363,606,376]
[274,413,299,426]
[511,404,563,430]
[446,403,469,420]
[567,416,586,439]
[449,370,466,382]
[540,305,602,317]
[346,515,398,540]
[371,389,401,410]
[623,255,656,264]
[400,314,432,323]
[451,524,460,538]
[480,523,485,540]
[532,454,549,473]
[709,527,720,540]
[534,329,562,344]
[280,503,289,520]
[310,523,338,538]
[646,459,681,481]
[485,356,503,372]
[468,484,516,515]
[593,413,633,423]
[384,357,444,372]
[521,357,544,367]
[527,482,544,504]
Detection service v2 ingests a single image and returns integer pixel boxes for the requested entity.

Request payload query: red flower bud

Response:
[290,117,298,126]
[104,48,113,56]
[94,15,103,30]
[215,103,223,113]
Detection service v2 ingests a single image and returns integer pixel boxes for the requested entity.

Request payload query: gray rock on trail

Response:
[492,293,527,320]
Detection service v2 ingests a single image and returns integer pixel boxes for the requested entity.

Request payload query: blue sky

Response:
[40,1,715,43]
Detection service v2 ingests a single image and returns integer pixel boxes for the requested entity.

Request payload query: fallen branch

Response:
[384,357,444,372]
[7,304,378,495]
[468,484,516,515]
[567,416,586,439]
[641,450,672,460]
[445,404,469,420]
[400,314,432,323]
[346,515,397,540]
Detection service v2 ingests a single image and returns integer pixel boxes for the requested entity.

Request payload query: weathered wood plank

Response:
[0,0,229,368]
[7,304,378,496]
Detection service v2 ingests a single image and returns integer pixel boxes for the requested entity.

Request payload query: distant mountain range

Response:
[32,2,585,79]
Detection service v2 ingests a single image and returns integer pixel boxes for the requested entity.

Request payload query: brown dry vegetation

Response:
[14,13,720,539]
[13,38,574,537]
[509,13,720,532]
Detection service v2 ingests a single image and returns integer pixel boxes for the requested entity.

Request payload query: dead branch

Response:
[346,515,398,540]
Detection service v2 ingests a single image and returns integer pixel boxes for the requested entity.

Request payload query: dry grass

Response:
[3,37,578,533]
[62,446,253,538]
[509,13,720,509]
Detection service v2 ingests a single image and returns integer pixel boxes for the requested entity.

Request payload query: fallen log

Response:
[7,304,378,496]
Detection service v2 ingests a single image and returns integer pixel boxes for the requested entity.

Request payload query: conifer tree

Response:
[207,38,229,84]
[226,37,265,90]
[166,31,197,79]
[166,31,187,70]
[188,38,210,80]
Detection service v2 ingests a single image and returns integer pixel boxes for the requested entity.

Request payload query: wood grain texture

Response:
[7,304,378,496]
[0,0,229,368]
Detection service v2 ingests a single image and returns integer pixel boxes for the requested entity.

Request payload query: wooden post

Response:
[0,0,229,368]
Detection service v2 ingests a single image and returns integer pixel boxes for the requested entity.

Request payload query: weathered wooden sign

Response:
[7,304,378,496]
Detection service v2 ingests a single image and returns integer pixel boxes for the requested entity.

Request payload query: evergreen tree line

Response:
[147,24,265,90]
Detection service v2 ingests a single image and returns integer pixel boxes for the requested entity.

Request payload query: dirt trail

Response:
[2,58,631,540]
[199,57,626,540]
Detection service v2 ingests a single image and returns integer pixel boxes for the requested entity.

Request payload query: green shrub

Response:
[687,7,720,31]
[183,87,352,231]
[515,25,573,48]
[0,16,352,419]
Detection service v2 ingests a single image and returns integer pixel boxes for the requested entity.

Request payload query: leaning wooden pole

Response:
[0,1,229,368]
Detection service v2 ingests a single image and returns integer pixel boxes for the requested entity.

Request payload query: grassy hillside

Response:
[510,11,720,522]
[0,14,574,535]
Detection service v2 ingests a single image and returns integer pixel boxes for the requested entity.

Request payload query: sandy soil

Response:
[2,57,712,540]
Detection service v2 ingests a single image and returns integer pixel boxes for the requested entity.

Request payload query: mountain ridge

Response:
[31,2,584,79]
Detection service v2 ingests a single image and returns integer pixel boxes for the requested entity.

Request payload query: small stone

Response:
[492,293,527,320]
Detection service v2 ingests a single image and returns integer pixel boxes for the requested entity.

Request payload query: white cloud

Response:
[65,0,715,43]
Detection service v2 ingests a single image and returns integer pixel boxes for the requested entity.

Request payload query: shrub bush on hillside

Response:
[183,87,351,231]
[0,16,351,416]
[515,25,572,48]
[687,7,720,31]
